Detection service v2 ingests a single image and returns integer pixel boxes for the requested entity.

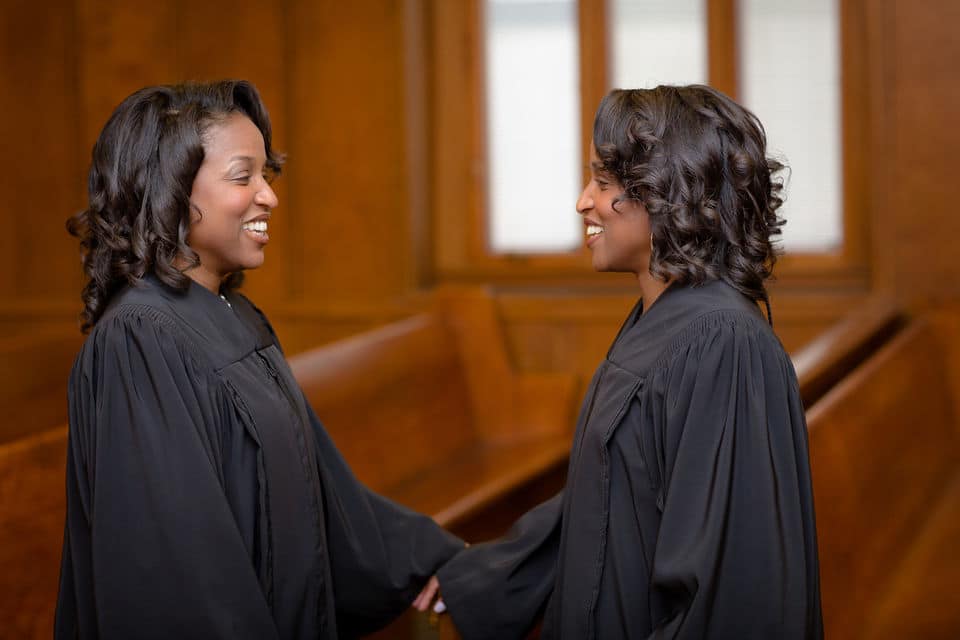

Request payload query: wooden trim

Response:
[838,0,870,274]
[431,0,478,274]
[792,296,904,407]
[284,0,306,299]
[403,0,434,288]
[466,0,491,262]
[280,0,301,301]
[864,0,896,297]
[707,0,738,98]
[579,0,608,163]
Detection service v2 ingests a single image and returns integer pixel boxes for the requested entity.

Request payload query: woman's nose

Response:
[576,184,592,215]
[257,182,279,209]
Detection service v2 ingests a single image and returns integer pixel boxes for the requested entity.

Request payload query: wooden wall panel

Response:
[286,0,415,302]
[1,0,84,300]
[76,0,179,149]
[1,0,425,334]
[876,0,960,305]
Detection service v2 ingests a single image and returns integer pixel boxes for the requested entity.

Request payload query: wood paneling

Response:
[707,0,737,97]
[287,0,415,301]
[2,0,960,419]
[1,0,84,300]
[882,0,960,304]
[0,0,427,335]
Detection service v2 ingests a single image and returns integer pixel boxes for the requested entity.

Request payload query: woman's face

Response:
[186,113,278,289]
[577,144,652,277]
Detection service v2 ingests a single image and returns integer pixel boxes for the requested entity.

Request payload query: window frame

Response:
[428,0,870,289]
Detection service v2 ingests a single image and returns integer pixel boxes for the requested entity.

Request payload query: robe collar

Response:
[607,279,762,378]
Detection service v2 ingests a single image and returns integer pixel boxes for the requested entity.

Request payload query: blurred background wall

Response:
[2,0,959,386]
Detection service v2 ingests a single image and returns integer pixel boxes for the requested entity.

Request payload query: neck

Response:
[637,269,671,313]
[180,262,224,294]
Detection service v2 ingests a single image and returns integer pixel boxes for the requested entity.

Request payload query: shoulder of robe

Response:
[649,306,781,379]
[85,301,211,375]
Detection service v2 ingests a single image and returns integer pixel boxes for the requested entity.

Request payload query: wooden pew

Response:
[792,297,905,408]
[0,426,69,639]
[0,329,80,638]
[0,328,82,444]
[288,286,578,541]
[806,320,960,639]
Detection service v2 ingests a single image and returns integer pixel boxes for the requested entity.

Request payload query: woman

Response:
[435,86,823,638]
[57,80,463,639]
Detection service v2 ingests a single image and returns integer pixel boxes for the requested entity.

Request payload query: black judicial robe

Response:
[438,280,823,639]
[55,275,463,639]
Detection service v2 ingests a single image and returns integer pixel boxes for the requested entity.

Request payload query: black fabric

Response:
[55,275,463,639]
[439,280,822,640]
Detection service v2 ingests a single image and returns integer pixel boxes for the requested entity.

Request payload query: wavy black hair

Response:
[67,80,284,332]
[593,85,786,320]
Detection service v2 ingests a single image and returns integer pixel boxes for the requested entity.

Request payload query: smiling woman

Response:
[57,80,464,639]
[436,86,822,640]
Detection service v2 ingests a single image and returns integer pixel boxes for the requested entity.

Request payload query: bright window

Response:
[610,0,707,89]
[739,0,842,252]
[485,0,582,253]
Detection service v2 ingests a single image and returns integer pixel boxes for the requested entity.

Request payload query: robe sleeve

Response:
[305,402,466,637]
[646,315,821,639]
[436,492,563,640]
[55,311,279,640]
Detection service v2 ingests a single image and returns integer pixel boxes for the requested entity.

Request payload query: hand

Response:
[412,575,445,613]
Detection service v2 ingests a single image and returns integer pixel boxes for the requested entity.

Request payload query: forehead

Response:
[202,113,266,161]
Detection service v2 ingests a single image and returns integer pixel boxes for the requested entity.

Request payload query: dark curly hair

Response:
[593,85,786,320]
[66,80,284,332]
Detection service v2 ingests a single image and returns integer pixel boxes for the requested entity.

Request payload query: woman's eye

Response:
[232,175,251,184]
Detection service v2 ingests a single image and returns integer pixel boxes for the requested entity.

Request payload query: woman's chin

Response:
[240,253,266,271]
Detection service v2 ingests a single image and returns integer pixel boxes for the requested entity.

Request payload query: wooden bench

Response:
[288,286,578,540]
[0,287,576,639]
[0,328,81,638]
[792,297,905,408]
[806,319,960,639]
[0,328,82,444]
[0,426,69,638]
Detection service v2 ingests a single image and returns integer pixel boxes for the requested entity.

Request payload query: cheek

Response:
[199,198,250,231]
[596,195,618,221]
